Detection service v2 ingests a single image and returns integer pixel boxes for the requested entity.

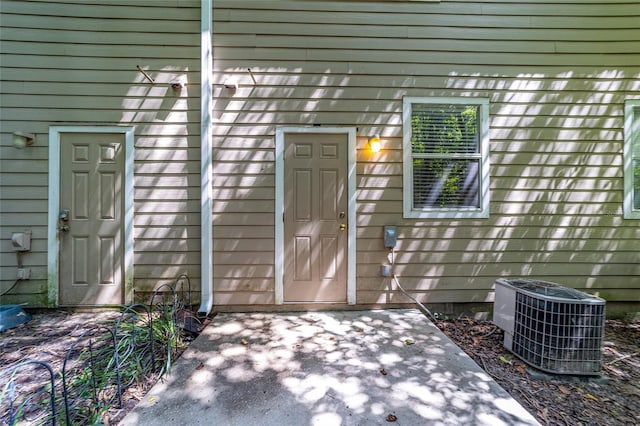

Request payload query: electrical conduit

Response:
[390,247,438,323]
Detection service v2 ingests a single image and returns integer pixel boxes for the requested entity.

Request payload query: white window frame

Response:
[402,97,490,219]
[624,99,640,219]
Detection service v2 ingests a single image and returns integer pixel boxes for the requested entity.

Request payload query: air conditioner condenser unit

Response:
[493,278,606,375]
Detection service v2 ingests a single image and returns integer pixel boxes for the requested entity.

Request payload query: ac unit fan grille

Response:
[512,291,605,375]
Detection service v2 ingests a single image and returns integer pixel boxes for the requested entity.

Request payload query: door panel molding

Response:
[48,126,134,306]
[275,127,356,305]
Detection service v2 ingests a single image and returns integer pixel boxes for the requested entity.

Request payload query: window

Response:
[403,97,490,218]
[624,99,640,219]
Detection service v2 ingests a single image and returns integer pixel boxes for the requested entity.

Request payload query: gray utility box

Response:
[493,278,606,375]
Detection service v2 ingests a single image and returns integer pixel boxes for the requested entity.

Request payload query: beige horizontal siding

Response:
[212,0,640,306]
[213,292,274,305]
[1,44,198,62]
[3,0,638,308]
[214,35,640,56]
[0,0,201,306]
[0,1,199,19]
[218,22,639,42]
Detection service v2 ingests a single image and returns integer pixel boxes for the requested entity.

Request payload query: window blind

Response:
[410,104,481,209]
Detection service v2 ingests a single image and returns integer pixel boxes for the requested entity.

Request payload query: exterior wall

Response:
[0,0,202,306]
[2,0,638,309]
[212,1,640,306]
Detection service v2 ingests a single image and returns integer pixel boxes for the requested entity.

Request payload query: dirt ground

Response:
[0,311,134,424]
[0,310,198,425]
[1,310,638,425]
[437,317,640,426]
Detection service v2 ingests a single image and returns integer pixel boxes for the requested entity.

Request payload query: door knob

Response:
[58,208,70,232]
[340,223,347,231]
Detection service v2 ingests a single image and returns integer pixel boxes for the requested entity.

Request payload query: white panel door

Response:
[283,133,348,303]
[59,132,125,305]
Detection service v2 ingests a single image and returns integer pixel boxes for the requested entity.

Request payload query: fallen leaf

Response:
[241,338,248,345]
[404,339,415,345]
[537,407,549,423]
[558,385,571,395]
[586,393,599,401]
[355,327,364,333]
[196,362,204,370]
[147,396,157,403]
[386,414,397,422]
[499,355,512,364]
[380,368,388,376]
[515,364,527,375]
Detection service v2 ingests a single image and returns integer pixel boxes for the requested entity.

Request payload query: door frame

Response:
[275,127,357,305]
[47,126,135,307]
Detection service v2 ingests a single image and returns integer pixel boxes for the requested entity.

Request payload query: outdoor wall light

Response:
[368,134,381,153]
[12,132,35,149]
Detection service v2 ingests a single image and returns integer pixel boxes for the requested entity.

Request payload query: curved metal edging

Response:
[1,360,57,426]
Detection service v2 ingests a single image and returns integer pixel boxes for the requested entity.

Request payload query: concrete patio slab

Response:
[120,309,539,426]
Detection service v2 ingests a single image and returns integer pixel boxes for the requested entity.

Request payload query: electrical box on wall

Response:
[11,231,31,252]
[384,226,397,248]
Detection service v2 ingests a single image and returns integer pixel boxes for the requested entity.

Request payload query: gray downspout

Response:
[198,0,214,315]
